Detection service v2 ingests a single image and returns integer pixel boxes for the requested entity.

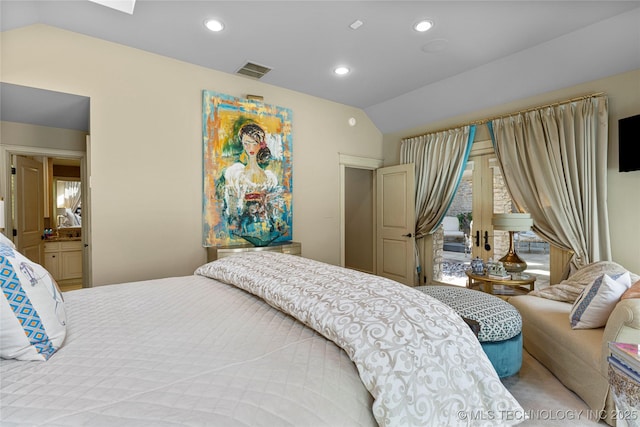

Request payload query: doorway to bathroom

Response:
[4,148,90,290]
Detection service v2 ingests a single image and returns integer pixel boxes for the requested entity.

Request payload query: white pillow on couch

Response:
[570,272,631,329]
[0,243,66,361]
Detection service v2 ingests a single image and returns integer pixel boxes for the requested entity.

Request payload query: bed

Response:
[1,245,524,426]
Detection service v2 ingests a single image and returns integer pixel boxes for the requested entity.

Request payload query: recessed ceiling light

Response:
[334,66,350,75]
[414,20,434,32]
[205,19,224,32]
[349,20,364,30]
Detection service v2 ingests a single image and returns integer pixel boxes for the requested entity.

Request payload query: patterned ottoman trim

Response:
[415,285,522,342]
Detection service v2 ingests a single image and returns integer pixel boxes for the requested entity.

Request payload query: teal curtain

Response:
[400,125,475,239]
[400,125,475,277]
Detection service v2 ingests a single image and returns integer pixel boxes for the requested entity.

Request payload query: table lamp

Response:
[492,213,533,273]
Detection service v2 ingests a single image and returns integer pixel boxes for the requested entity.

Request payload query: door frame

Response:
[428,139,497,286]
[339,154,383,270]
[1,144,91,287]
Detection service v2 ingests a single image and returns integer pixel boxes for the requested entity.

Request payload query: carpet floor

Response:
[503,350,607,426]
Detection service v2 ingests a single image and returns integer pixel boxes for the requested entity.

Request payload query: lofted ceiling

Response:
[1,1,639,134]
[0,83,90,132]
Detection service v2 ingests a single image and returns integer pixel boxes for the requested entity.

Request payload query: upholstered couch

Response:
[508,262,640,426]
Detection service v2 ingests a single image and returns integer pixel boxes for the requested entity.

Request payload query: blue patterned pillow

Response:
[570,272,631,329]
[0,243,66,360]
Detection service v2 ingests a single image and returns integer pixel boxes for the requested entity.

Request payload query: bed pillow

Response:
[0,243,66,361]
[621,280,640,300]
[569,272,631,329]
[0,232,15,249]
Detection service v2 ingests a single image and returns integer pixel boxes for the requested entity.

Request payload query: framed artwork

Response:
[202,91,293,247]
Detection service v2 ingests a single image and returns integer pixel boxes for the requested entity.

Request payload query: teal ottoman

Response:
[415,285,523,378]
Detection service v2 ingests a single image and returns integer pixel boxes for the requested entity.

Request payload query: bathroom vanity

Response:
[43,227,82,287]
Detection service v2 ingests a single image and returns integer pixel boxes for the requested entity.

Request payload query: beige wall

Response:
[383,69,640,274]
[1,25,383,285]
[1,121,87,152]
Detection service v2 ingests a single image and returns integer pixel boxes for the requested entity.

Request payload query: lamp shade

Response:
[492,213,533,232]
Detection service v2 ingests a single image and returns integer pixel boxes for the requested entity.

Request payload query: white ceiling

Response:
[1,1,639,134]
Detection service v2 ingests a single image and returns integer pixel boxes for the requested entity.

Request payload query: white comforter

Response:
[196,253,524,426]
[1,274,376,426]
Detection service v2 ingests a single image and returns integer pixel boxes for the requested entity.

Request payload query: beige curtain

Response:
[58,180,82,212]
[400,125,475,239]
[489,95,610,270]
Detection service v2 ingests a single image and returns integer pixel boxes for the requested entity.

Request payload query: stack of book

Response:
[488,273,511,280]
[486,263,511,280]
[608,342,640,382]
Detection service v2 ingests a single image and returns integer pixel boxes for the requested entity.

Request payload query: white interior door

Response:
[376,164,415,286]
[15,155,44,264]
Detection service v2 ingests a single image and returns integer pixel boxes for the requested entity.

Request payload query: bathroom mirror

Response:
[55,178,82,228]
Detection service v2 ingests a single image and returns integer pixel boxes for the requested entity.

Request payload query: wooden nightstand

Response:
[206,241,302,262]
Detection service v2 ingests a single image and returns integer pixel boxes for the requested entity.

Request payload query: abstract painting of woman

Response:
[202,92,293,246]
[222,123,286,244]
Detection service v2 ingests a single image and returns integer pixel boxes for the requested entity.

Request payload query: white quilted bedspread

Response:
[196,253,524,427]
[1,275,376,426]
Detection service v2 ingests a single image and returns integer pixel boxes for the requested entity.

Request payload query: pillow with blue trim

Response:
[0,243,66,360]
[569,272,631,329]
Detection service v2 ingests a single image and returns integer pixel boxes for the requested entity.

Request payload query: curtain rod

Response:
[481,91,606,124]
[402,92,605,141]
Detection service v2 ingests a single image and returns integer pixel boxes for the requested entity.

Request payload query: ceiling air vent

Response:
[236,62,271,79]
